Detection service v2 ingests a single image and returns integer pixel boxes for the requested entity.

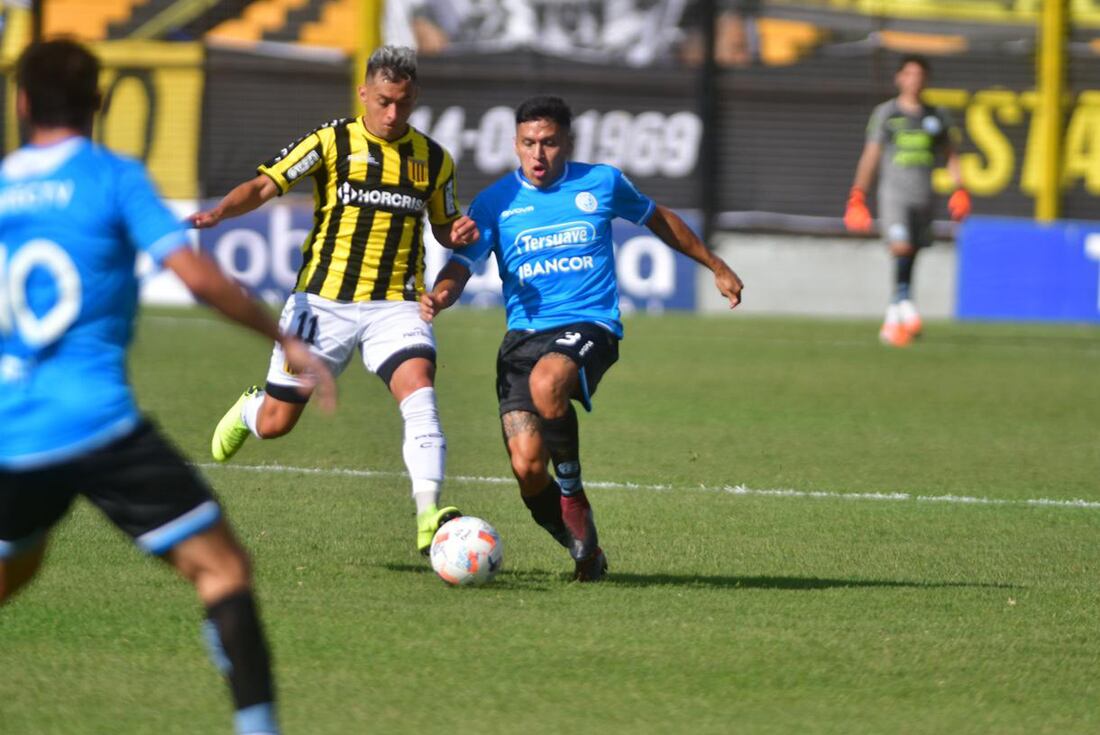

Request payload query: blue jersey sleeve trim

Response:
[0,415,141,471]
[145,232,190,265]
[136,500,222,555]
[449,252,479,270]
[634,200,656,226]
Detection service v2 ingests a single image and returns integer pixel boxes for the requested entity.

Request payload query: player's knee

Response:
[196,546,252,602]
[528,373,569,419]
[510,453,547,485]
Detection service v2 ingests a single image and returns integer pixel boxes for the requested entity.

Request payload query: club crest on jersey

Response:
[922,116,943,134]
[574,192,598,213]
[408,158,429,185]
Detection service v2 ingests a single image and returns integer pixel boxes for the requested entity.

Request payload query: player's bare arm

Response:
[431,215,480,248]
[645,204,744,309]
[420,258,472,322]
[188,174,280,229]
[164,248,336,411]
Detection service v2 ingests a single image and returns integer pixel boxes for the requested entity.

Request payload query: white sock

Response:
[412,482,442,515]
[241,391,266,439]
[898,299,919,324]
[400,387,446,510]
[884,303,901,326]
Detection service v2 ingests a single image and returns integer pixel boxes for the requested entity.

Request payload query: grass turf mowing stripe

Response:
[198,462,1100,511]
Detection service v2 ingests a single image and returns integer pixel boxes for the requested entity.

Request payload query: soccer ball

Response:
[430,516,503,586]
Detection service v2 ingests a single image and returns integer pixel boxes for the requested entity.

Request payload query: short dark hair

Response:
[897,54,930,74]
[515,96,572,133]
[367,45,417,84]
[17,39,101,129]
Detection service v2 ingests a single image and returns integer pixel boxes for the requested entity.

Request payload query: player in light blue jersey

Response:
[0,40,334,735]
[422,96,743,581]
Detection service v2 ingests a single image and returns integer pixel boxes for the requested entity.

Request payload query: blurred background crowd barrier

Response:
[1,0,1097,321]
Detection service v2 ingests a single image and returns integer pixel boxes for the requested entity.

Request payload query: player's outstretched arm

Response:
[431,215,480,248]
[163,248,336,411]
[420,259,472,322]
[646,204,743,309]
[187,174,280,229]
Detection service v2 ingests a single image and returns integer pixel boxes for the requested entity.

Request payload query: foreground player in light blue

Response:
[422,96,743,581]
[0,40,334,735]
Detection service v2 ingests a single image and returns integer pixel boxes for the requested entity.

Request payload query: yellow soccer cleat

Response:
[417,504,462,555]
[211,386,260,463]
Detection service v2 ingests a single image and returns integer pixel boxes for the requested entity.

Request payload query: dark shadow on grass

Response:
[381,563,1018,591]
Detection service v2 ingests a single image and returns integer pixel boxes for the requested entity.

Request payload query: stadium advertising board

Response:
[957,217,1100,322]
[189,196,697,312]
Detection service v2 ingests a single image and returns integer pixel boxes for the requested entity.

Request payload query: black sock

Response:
[203,589,277,728]
[521,479,572,549]
[542,406,582,495]
[894,255,915,301]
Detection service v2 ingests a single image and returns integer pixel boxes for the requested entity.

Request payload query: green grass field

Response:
[4,307,1100,734]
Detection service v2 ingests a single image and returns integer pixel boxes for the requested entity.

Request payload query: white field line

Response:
[197,462,1100,511]
[146,314,1100,357]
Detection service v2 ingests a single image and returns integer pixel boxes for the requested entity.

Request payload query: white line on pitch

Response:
[196,462,1100,511]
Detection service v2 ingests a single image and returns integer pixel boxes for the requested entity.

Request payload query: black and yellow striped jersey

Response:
[258,117,460,302]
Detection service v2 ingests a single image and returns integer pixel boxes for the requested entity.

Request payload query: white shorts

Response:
[265,293,436,398]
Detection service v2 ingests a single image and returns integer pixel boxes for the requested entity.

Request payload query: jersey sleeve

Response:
[257,130,325,195]
[115,159,189,265]
[866,104,890,144]
[448,194,495,270]
[938,107,962,148]
[427,149,462,226]
[609,167,655,225]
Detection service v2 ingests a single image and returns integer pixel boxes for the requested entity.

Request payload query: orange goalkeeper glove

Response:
[948,188,971,221]
[843,187,873,232]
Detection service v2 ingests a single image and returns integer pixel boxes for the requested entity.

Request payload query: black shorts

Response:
[0,421,222,558]
[496,322,620,415]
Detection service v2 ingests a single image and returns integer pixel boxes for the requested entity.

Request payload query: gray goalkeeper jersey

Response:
[866,98,957,206]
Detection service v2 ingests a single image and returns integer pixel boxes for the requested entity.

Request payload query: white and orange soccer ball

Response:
[429,516,503,586]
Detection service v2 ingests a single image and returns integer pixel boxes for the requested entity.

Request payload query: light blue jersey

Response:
[0,138,188,469]
[453,162,655,338]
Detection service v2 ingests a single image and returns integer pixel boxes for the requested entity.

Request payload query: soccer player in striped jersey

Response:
[190,46,478,554]
[1,40,336,735]
[422,96,743,581]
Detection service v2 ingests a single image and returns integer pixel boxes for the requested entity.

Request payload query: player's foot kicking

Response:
[417,505,462,555]
[211,385,260,462]
[897,299,922,338]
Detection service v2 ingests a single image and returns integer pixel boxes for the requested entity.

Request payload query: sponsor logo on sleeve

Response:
[444,179,458,218]
[285,150,321,181]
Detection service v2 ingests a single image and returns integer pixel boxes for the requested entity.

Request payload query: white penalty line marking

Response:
[196,462,1100,512]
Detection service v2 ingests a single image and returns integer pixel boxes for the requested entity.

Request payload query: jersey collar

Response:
[2,136,86,181]
[357,117,414,146]
[514,162,571,191]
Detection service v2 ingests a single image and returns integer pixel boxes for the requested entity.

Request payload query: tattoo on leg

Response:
[501,410,541,441]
